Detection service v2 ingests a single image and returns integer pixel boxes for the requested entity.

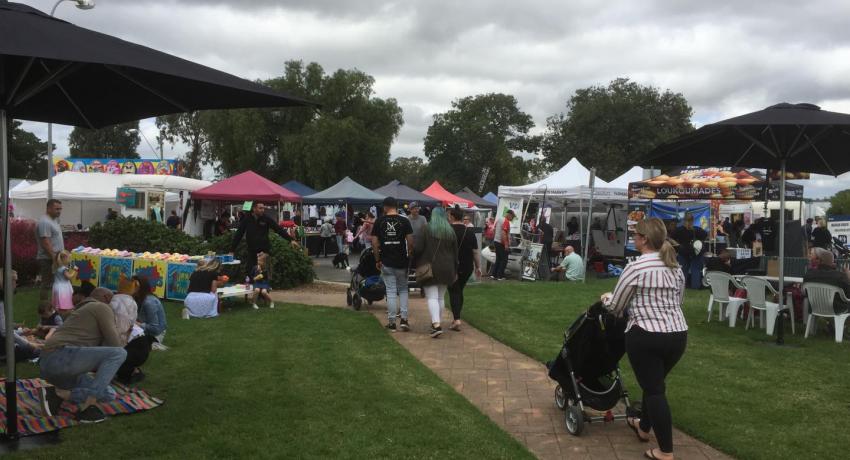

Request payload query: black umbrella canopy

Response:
[0,2,315,127]
[641,103,850,176]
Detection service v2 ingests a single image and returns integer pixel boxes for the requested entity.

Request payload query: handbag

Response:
[415,237,442,283]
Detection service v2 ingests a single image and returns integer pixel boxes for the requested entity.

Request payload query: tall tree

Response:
[423,93,540,192]
[828,190,850,216]
[388,156,429,190]
[68,121,141,158]
[156,112,209,179]
[6,119,49,180]
[542,78,694,181]
[203,61,403,188]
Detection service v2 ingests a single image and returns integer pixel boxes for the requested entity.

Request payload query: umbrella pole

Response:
[1,109,19,441]
[776,160,787,345]
[582,168,596,284]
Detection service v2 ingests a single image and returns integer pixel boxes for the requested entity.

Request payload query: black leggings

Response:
[625,327,687,454]
[448,270,472,320]
[117,335,154,381]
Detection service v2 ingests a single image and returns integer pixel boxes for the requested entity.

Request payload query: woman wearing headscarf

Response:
[414,208,458,338]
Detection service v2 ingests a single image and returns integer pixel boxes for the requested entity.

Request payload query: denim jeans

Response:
[336,235,344,252]
[677,254,704,289]
[40,346,127,404]
[493,243,508,278]
[381,265,409,322]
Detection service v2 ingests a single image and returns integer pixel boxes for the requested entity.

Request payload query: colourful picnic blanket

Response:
[0,378,164,436]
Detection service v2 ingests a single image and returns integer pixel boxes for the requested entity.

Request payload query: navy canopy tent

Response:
[281,179,317,197]
[303,176,386,205]
[455,187,496,208]
[373,180,439,206]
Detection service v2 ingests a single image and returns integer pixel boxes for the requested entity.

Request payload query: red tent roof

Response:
[421,181,475,208]
[191,171,301,202]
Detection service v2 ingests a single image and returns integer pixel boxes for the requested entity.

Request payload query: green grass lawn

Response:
[3,289,532,460]
[462,279,850,460]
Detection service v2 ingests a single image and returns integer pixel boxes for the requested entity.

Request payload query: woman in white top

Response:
[601,217,687,460]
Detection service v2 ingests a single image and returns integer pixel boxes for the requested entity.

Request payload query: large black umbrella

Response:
[640,102,850,344]
[0,1,314,440]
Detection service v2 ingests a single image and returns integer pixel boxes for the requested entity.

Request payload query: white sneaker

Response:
[181,308,189,320]
[252,304,259,310]
[270,302,275,309]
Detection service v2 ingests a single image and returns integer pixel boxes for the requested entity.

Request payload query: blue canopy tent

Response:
[483,192,499,205]
[281,179,317,197]
[304,176,386,205]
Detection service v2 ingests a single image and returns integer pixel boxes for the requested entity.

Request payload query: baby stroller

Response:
[547,302,636,435]
[346,248,386,310]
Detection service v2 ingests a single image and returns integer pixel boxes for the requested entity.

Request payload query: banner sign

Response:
[521,242,544,281]
[166,263,195,301]
[99,257,134,291]
[70,252,100,287]
[630,168,762,200]
[647,203,711,231]
[116,187,137,207]
[828,215,850,246]
[497,197,523,234]
[54,158,180,175]
[133,259,168,298]
[768,170,810,181]
[625,203,648,251]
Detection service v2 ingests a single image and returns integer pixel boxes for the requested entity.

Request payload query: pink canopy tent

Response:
[191,170,301,202]
[422,181,475,208]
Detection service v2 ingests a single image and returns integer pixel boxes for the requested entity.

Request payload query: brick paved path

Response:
[273,282,731,460]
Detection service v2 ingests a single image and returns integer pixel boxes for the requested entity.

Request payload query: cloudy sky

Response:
[19,0,850,198]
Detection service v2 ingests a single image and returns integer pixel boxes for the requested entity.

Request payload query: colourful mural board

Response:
[70,252,100,287]
[166,263,195,301]
[133,259,168,298]
[99,257,134,292]
[54,157,180,176]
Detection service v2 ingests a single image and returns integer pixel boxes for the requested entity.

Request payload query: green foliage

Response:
[204,60,403,188]
[206,233,314,289]
[155,112,209,179]
[388,156,430,190]
[6,119,48,180]
[542,78,693,181]
[423,93,541,192]
[88,217,207,255]
[68,121,141,158]
[827,190,850,216]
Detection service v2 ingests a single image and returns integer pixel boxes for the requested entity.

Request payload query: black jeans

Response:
[320,237,334,257]
[625,326,687,454]
[493,243,508,278]
[117,335,155,381]
[448,270,472,320]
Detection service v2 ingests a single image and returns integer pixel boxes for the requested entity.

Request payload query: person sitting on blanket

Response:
[133,275,168,350]
[38,287,126,424]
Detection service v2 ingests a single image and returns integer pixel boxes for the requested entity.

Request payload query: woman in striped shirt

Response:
[601,217,687,460]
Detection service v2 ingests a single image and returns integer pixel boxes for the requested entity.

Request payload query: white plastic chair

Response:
[802,283,850,343]
[704,271,746,327]
[740,277,795,336]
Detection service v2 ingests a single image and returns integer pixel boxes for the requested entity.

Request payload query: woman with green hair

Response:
[414,207,458,338]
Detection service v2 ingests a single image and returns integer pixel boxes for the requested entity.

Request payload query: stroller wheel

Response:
[353,295,362,311]
[565,403,584,436]
[554,385,566,410]
[346,288,353,306]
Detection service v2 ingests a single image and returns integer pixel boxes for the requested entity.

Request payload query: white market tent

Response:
[498,158,638,201]
[11,172,210,229]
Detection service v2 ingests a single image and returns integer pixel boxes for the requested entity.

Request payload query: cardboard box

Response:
[752,241,764,257]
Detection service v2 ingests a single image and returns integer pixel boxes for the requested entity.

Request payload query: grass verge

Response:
[462,278,850,460]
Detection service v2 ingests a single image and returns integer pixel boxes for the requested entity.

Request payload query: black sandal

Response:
[627,417,650,443]
[644,448,671,460]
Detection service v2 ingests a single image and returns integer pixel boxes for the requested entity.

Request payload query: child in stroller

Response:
[346,247,386,310]
[547,302,636,435]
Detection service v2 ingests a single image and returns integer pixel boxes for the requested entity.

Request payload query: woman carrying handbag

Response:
[415,208,459,338]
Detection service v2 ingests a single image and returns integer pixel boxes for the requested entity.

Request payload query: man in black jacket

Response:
[803,247,850,314]
[231,202,298,272]
[671,214,708,289]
